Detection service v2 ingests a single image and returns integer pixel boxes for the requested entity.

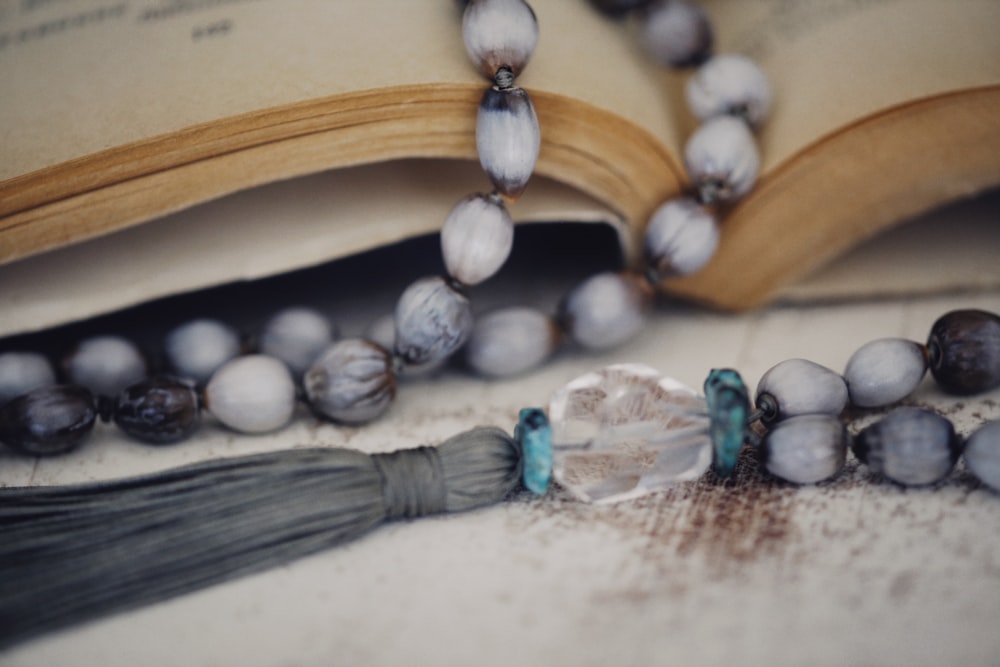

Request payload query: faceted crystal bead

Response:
[548,364,711,503]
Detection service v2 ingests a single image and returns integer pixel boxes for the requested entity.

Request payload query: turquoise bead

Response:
[704,368,749,478]
[516,407,552,494]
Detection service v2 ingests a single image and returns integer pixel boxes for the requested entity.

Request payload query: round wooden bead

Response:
[557,272,651,350]
[305,339,396,424]
[440,193,514,286]
[755,359,849,423]
[259,307,336,377]
[964,420,1000,492]
[643,196,719,279]
[0,384,97,456]
[852,407,961,486]
[686,53,772,126]
[684,115,760,204]
[394,276,474,366]
[204,355,296,433]
[762,414,848,484]
[114,377,201,444]
[476,85,540,198]
[927,309,1000,395]
[843,338,928,408]
[64,335,147,398]
[165,319,241,385]
[0,351,56,405]
[640,0,713,67]
[465,307,560,378]
[462,0,538,79]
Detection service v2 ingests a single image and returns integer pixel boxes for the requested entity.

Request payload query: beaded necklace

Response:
[1,0,999,651]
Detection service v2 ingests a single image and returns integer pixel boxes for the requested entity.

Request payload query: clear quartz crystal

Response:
[548,363,711,503]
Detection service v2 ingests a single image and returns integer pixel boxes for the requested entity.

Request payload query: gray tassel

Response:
[0,426,522,649]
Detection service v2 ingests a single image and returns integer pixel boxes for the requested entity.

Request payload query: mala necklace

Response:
[1,0,999,650]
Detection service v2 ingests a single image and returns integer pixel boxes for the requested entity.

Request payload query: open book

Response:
[1,0,998,337]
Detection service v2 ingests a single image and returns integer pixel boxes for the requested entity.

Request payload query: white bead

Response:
[465,307,559,378]
[853,408,958,486]
[304,339,396,424]
[640,0,713,67]
[205,355,295,433]
[686,54,772,127]
[684,115,759,203]
[762,414,848,484]
[476,86,540,198]
[259,307,336,377]
[440,193,514,286]
[964,420,1000,492]
[462,0,538,79]
[65,335,146,397]
[0,352,56,404]
[559,272,650,350]
[755,359,849,421]
[165,319,241,385]
[394,276,473,366]
[844,338,928,408]
[643,196,719,278]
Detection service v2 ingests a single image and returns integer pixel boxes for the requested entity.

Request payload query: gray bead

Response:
[204,355,296,433]
[558,272,651,350]
[964,420,1000,492]
[686,54,772,127]
[640,0,713,68]
[762,414,848,484]
[462,0,538,79]
[365,315,445,378]
[476,85,540,198]
[643,196,719,279]
[0,352,56,405]
[853,407,960,486]
[465,307,559,378]
[394,276,474,366]
[755,359,849,422]
[844,338,928,408]
[259,307,336,377]
[684,115,759,204]
[305,339,396,424]
[165,318,241,385]
[440,193,514,286]
[65,335,147,398]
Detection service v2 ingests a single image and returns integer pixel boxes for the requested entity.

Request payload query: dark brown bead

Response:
[927,309,1000,395]
[0,384,97,456]
[114,377,201,444]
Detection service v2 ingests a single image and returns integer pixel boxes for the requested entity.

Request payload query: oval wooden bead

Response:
[465,307,560,378]
[114,377,200,444]
[476,85,540,198]
[684,115,759,204]
[204,355,296,433]
[0,351,56,405]
[65,335,147,398]
[462,0,538,79]
[643,196,719,279]
[558,272,651,350]
[762,414,848,484]
[259,307,336,377]
[165,319,241,385]
[927,309,1000,395]
[686,53,772,126]
[964,420,1000,492]
[0,384,97,456]
[394,276,474,366]
[640,0,713,67]
[305,339,396,424]
[843,338,928,407]
[755,359,849,423]
[440,193,514,286]
[852,407,961,486]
